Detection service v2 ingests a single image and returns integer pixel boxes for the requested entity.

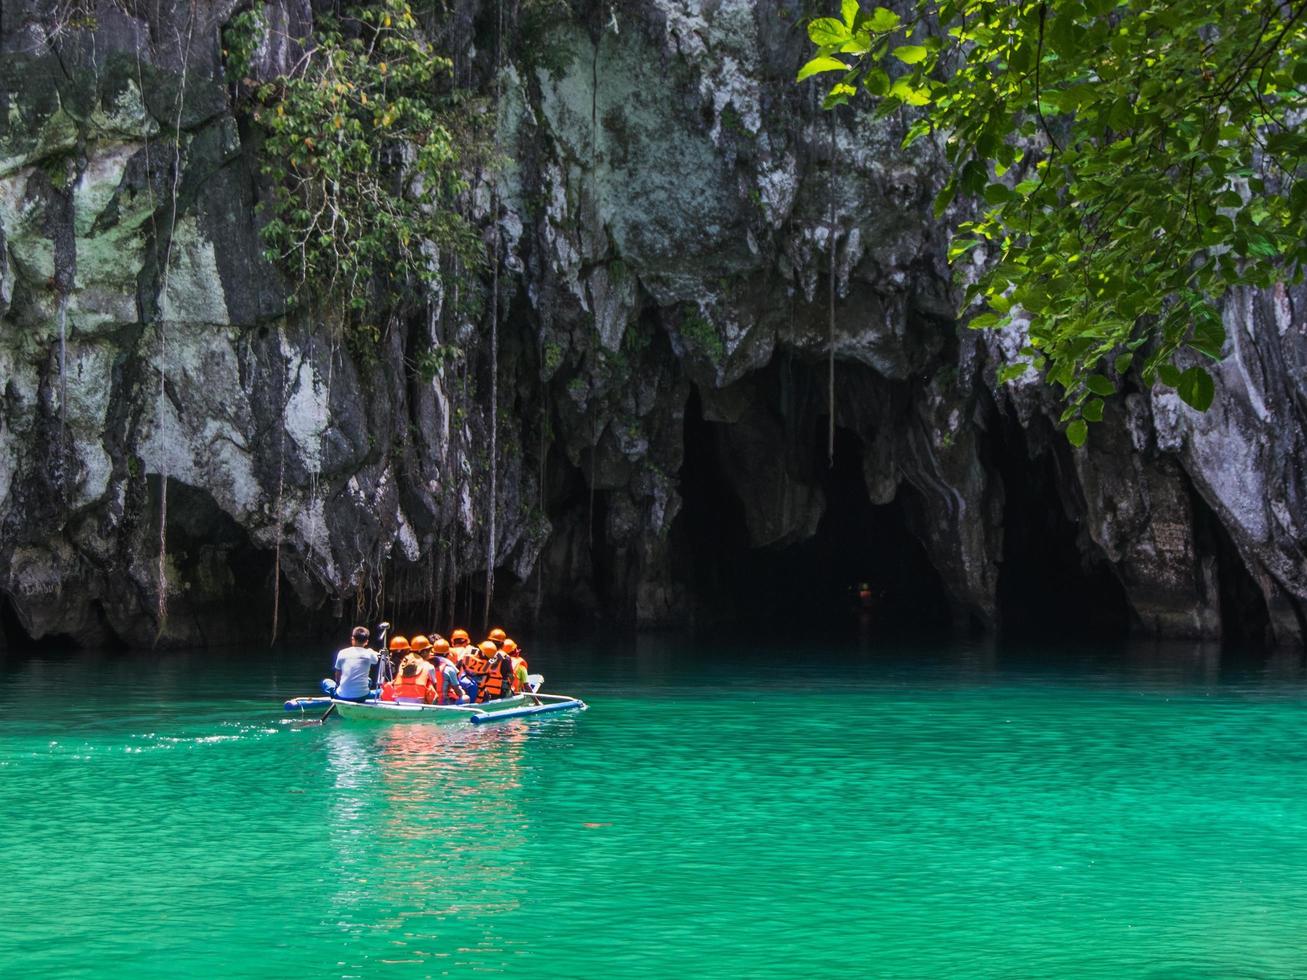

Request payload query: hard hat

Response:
[488,627,507,643]
[479,640,498,657]
[432,638,450,655]
[501,639,517,654]
[409,635,431,651]
[389,636,410,651]
[450,628,470,644]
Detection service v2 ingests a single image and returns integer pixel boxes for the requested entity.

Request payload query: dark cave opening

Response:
[992,414,1133,641]
[1192,489,1274,648]
[672,388,953,641]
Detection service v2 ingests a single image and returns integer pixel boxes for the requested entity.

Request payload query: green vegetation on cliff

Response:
[225,0,481,332]
[802,0,1307,443]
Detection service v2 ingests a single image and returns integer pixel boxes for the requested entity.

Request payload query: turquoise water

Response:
[3,639,1307,978]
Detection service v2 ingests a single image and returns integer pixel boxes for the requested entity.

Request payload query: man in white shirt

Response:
[332,626,379,701]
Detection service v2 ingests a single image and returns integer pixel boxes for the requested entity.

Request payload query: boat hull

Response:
[332,694,537,723]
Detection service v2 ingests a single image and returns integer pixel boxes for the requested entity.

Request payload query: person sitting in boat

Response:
[331,626,379,703]
[408,635,434,680]
[390,653,436,704]
[475,641,510,703]
[502,639,529,694]
[388,635,411,674]
[424,639,468,704]
[449,629,474,661]
[488,627,508,649]
[459,641,494,700]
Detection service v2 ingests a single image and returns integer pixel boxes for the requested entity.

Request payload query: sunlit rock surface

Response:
[0,0,1302,647]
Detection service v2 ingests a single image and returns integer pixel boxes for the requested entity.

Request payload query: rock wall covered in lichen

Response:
[1,0,1303,649]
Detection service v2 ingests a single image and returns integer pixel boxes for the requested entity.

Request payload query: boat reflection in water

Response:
[322,723,535,968]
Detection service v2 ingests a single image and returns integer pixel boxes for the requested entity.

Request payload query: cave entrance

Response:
[993,413,1132,640]
[673,389,952,642]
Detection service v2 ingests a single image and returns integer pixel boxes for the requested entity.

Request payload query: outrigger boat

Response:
[283,623,586,725]
[283,689,586,725]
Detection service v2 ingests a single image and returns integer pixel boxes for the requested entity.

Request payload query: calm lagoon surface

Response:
[2,638,1307,978]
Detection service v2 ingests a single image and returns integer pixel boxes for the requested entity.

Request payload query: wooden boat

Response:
[330,691,586,724]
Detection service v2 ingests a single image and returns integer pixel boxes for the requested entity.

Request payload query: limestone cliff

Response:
[0,0,1303,649]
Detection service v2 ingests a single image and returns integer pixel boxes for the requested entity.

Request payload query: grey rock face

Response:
[0,0,1302,648]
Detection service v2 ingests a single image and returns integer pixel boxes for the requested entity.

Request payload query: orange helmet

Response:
[409,634,431,651]
[488,627,507,643]
[501,639,517,654]
[432,638,450,655]
[389,636,410,652]
[450,628,470,645]
[479,640,498,657]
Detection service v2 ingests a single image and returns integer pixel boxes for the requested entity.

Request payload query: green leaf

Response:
[888,78,930,105]
[841,0,859,27]
[1066,419,1088,447]
[997,363,1029,383]
[1113,352,1133,374]
[797,56,851,82]
[983,183,1014,204]
[1157,362,1182,387]
[863,67,891,96]
[860,6,901,31]
[1176,366,1215,412]
[933,180,956,218]
[822,83,857,109]
[969,312,1002,329]
[808,17,851,46]
[1083,398,1105,422]
[892,45,928,65]
[1084,374,1116,396]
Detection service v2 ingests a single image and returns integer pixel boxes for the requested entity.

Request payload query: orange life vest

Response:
[393,670,434,704]
[478,658,507,702]
[462,653,489,678]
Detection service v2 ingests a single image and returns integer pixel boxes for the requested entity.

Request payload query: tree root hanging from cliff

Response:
[481,0,504,633]
[151,5,197,643]
[270,330,288,646]
[827,110,838,470]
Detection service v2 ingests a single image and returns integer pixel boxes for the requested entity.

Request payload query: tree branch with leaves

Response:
[801,0,1307,444]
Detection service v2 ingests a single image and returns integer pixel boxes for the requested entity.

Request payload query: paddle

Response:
[524,672,544,705]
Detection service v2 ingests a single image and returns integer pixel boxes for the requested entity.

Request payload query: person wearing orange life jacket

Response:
[478,640,517,703]
[391,653,436,704]
[408,635,435,682]
[501,638,529,693]
[424,638,467,704]
[448,628,473,662]
[488,627,508,648]
[387,635,411,677]
[466,641,503,703]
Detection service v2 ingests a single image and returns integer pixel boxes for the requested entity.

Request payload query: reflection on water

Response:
[0,637,1306,978]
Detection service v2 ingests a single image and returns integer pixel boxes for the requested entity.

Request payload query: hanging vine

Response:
[480,0,505,632]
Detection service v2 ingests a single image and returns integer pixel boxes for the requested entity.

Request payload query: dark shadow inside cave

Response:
[1192,489,1273,648]
[992,413,1133,640]
[673,389,953,641]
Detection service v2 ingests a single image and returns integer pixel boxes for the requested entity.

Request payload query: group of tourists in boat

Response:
[328,624,530,706]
